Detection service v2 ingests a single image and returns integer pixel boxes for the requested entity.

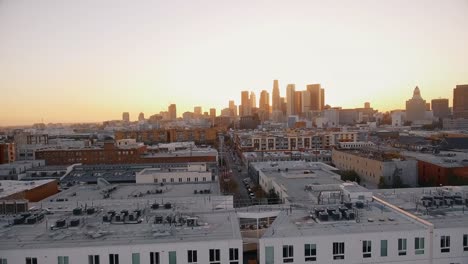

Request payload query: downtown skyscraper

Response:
[272,80,281,111]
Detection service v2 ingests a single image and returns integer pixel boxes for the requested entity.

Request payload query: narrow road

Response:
[223,146,251,207]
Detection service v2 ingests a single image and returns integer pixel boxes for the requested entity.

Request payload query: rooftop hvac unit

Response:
[133,209,142,217]
[319,211,328,221]
[103,215,111,222]
[355,201,364,209]
[422,199,432,207]
[55,219,66,228]
[338,207,348,214]
[154,215,163,224]
[107,210,116,216]
[121,210,129,216]
[128,213,136,222]
[344,202,353,209]
[114,214,123,222]
[344,211,355,220]
[36,213,44,221]
[164,203,172,209]
[13,216,25,225]
[151,203,159,210]
[454,198,463,205]
[331,211,341,221]
[73,208,83,215]
[186,217,198,227]
[314,208,325,218]
[421,195,433,201]
[445,199,454,206]
[86,208,96,215]
[70,219,80,227]
[434,199,443,207]
[326,208,335,215]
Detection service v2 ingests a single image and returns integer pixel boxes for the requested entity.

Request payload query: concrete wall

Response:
[136,171,213,184]
[1,239,243,264]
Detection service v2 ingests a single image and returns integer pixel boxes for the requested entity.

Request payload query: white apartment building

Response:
[136,163,214,184]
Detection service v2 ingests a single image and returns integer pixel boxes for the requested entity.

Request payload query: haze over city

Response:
[1,0,468,126]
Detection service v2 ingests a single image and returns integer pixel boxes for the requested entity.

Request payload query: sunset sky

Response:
[1,0,467,126]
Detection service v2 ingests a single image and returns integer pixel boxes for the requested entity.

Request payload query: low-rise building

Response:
[0,160,46,180]
[0,179,59,202]
[332,148,418,187]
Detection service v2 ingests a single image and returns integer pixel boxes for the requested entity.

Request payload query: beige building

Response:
[332,149,418,187]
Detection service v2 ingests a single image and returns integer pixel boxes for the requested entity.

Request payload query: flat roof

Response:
[251,161,343,203]
[401,150,468,168]
[262,201,426,238]
[48,182,221,202]
[0,205,241,250]
[0,180,56,199]
[373,186,468,229]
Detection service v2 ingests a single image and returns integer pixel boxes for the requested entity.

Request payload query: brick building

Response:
[114,128,218,145]
[0,142,15,164]
[0,180,59,202]
[35,141,217,166]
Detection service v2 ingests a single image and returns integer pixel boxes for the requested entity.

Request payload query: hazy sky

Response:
[1,0,467,125]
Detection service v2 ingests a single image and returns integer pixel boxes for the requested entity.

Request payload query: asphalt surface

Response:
[222,146,252,207]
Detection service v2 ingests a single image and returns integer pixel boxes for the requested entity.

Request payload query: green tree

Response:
[378,176,387,189]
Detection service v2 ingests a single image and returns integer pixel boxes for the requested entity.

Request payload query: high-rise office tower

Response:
[295,91,302,116]
[209,108,216,117]
[194,106,202,118]
[431,99,449,119]
[301,90,311,113]
[138,112,145,121]
[259,90,270,112]
[307,84,322,111]
[229,100,237,117]
[168,104,177,120]
[453,84,468,119]
[272,80,280,111]
[122,112,130,122]
[259,90,270,121]
[320,88,325,110]
[250,92,257,108]
[286,84,296,117]
[280,97,287,115]
[406,86,427,122]
[241,91,251,116]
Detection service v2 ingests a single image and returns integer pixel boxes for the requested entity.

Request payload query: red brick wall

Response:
[418,160,468,186]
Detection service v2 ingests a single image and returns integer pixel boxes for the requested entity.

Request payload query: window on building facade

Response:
[188,250,197,263]
[229,248,239,264]
[131,253,140,264]
[441,236,450,253]
[380,240,388,257]
[415,237,425,255]
[333,242,345,260]
[168,251,176,264]
[282,245,293,263]
[25,258,37,264]
[109,254,119,264]
[0,258,7,264]
[88,255,99,264]
[304,243,316,261]
[362,240,371,258]
[58,256,69,264]
[398,238,407,256]
[265,246,274,264]
[464,234,468,251]
[209,249,220,264]
[150,252,160,264]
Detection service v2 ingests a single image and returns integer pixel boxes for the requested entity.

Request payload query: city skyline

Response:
[1,0,468,125]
